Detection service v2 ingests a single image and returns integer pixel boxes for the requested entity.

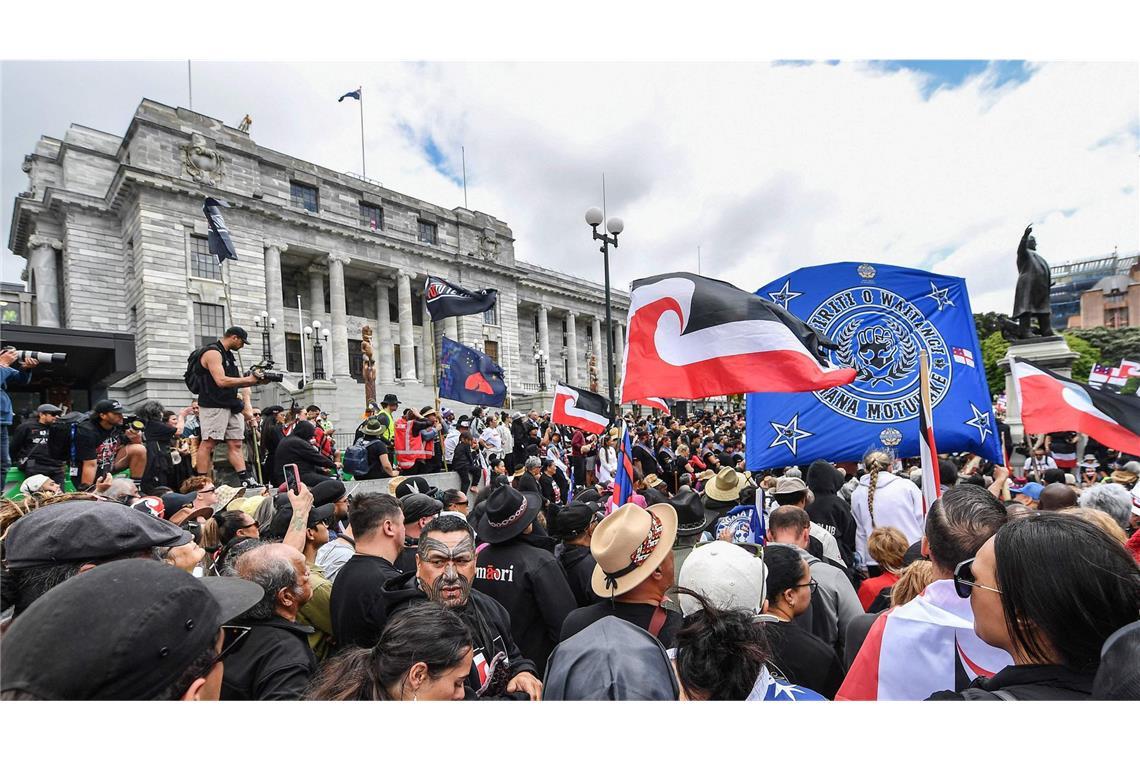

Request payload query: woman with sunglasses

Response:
[757,544,846,698]
[930,512,1140,700]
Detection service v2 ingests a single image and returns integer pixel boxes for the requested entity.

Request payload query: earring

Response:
[413,690,419,702]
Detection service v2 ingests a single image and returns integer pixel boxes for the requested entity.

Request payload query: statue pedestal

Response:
[998,336,1078,461]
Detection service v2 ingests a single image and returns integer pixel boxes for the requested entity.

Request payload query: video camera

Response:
[122,414,146,441]
[2,346,66,365]
[249,359,284,384]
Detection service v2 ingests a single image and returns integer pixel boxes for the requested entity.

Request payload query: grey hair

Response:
[232,541,301,620]
[525,456,542,470]
[783,466,801,479]
[1123,461,1140,475]
[1077,483,1132,529]
[102,478,138,502]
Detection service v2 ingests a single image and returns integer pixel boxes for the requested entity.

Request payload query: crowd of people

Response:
[1,330,1139,701]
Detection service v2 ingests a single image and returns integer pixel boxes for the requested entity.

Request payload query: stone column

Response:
[396,270,418,383]
[565,310,579,385]
[327,252,351,378]
[375,279,395,385]
[26,235,62,328]
[308,263,326,321]
[592,315,604,392]
[444,316,459,342]
[421,290,436,387]
[537,304,550,365]
[263,241,288,364]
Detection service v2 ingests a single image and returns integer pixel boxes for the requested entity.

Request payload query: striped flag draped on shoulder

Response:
[619,273,856,403]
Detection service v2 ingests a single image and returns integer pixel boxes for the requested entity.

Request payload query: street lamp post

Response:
[584,207,623,415]
[254,311,277,365]
[533,340,548,392]
[305,320,329,380]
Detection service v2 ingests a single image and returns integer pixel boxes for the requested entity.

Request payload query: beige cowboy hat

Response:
[214,485,247,512]
[704,467,743,503]
[643,473,666,490]
[696,469,717,482]
[387,475,408,497]
[590,503,678,598]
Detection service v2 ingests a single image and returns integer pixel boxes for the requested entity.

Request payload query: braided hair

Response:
[863,449,892,528]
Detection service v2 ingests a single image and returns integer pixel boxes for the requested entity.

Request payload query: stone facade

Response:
[8,99,630,430]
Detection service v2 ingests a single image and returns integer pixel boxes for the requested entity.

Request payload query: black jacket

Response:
[927,664,1097,701]
[555,543,602,607]
[473,532,578,671]
[329,554,403,650]
[220,615,317,700]
[382,572,538,698]
[275,421,336,481]
[515,472,541,494]
[806,461,857,568]
[451,440,479,474]
[761,618,846,699]
[560,600,683,649]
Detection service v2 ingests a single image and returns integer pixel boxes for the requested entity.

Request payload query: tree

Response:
[973,312,1008,342]
[1062,332,1100,384]
[980,332,1010,398]
[1067,326,1140,367]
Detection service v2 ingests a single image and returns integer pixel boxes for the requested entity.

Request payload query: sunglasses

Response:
[191,624,251,681]
[953,558,1003,599]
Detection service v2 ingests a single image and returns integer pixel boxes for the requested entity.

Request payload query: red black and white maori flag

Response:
[638,397,670,414]
[1012,358,1140,456]
[552,383,610,435]
[619,273,857,402]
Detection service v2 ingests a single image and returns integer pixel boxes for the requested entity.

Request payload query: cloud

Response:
[3,61,1137,325]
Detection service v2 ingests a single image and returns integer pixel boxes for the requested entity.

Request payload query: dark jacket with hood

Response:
[806,460,857,569]
[274,420,335,482]
[927,664,1096,701]
[220,615,317,700]
[474,531,578,671]
[543,616,679,700]
[382,571,537,699]
[555,543,601,607]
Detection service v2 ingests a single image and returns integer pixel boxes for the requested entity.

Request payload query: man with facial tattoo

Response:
[381,514,543,700]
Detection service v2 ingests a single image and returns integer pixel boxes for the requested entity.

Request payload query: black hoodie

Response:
[806,460,857,568]
[555,543,602,607]
[381,572,537,699]
[274,420,336,482]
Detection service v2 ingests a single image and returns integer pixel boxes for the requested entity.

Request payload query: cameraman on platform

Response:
[193,326,269,487]
[1,347,40,471]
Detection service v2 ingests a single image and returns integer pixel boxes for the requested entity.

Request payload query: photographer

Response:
[75,399,146,489]
[10,403,65,484]
[1,347,39,471]
[191,326,268,487]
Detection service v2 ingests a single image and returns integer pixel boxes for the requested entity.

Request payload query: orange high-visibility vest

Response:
[394,417,432,470]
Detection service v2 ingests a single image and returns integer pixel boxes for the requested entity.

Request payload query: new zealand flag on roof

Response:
[745,262,1001,467]
[439,337,507,406]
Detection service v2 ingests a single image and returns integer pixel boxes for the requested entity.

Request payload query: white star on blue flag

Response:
[766,280,802,310]
[922,281,955,311]
[964,402,992,442]
[769,413,813,456]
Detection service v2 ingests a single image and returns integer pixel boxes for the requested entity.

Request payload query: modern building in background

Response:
[1050,250,1140,330]
[6,100,630,428]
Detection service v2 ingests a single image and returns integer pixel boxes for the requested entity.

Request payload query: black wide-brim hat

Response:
[476,485,543,544]
[668,489,707,537]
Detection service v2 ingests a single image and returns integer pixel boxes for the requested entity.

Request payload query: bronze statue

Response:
[1004,224,1054,339]
[361,325,377,409]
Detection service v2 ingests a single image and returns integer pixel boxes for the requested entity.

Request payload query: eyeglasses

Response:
[795,579,819,593]
[953,558,1003,599]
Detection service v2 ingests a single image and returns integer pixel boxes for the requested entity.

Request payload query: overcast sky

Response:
[2,60,1137,314]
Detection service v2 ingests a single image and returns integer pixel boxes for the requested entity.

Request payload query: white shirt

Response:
[851,471,926,567]
[596,445,617,486]
[480,427,502,453]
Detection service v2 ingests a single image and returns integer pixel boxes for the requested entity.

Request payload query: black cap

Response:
[395,476,431,499]
[92,399,125,415]
[4,500,191,569]
[0,559,262,700]
[266,502,337,539]
[551,504,595,539]
[224,326,249,342]
[36,403,63,415]
[400,493,444,524]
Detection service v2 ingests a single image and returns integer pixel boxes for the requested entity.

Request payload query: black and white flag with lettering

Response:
[203,197,238,263]
[424,276,498,321]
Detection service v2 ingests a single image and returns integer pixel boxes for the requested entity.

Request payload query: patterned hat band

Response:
[488,492,528,529]
[604,511,664,592]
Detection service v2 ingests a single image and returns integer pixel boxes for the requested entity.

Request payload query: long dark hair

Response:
[674,590,771,700]
[993,512,1140,670]
[305,603,472,700]
[762,544,806,605]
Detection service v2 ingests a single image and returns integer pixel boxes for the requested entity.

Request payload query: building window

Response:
[483,303,498,326]
[290,181,319,213]
[586,323,593,340]
[285,333,303,373]
[485,340,499,364]
[360,203,383,231]
[1105,307,1129,328]
[348,339,364,381]
[418,220,438,245]
[562,318,568,347]
[388,286,399,323]
[193,302,225,348]
[190,235,221,280]
[393,345,420,380]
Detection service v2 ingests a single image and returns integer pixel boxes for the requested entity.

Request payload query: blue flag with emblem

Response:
[438,337,507,407]
[746,262,1001,467]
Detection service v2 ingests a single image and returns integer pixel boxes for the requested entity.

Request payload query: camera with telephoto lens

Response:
[249,359,283,384]
[2,346,67,365]
[122,414,146,440]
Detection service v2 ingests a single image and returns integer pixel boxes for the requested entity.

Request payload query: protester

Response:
[757,544,846,698]
[560,502,683,647]
[851,449,925,574]
[274,420,337,487]
[266,497,338,660]
[395,492,444,572]
[1,560,261,700]
[770,476,846,567]
[1077,482,1132,530]
[857,527,909,612]
[9,403,64,484]
[889,559,934,607]
[551,503,602,607]
[329,493,405,649]
[665,489,706,603]
[1037,481,1079,511]
[543,617,679,701]
[930,512,1140,700]
[805,459,857,567]
[474,485,578,669]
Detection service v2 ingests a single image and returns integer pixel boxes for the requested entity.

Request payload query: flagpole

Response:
[461,146,468,208]
[358,85,366,178]
[433,318,447,473]
[297,295,308,387]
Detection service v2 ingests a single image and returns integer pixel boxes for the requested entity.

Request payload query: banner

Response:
[424,276,498,321]
[203,197,238,263]
[438,337,506,406]
[746,262,1001,467]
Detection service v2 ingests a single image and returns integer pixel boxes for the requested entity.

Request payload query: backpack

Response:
[184,346,211,395]
[342,441,372,478]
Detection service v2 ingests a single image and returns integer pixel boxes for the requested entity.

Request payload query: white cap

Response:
[19,474,53,496]
[677,541,767,617]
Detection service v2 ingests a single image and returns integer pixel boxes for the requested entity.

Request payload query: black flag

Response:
[203,197,238,263]
[424,275,498,320]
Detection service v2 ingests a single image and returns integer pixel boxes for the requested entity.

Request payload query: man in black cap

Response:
[74,399,147,489]
[394,492,444,573]
[330,493,406,649]
[473,484,577,671]
[2,499,194,617]
[9,402,65,484]
[222,541,317,700]
[552,502,603,607]
[665,488,707,606]
[1,559,262,700]
[192,326,269,487]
